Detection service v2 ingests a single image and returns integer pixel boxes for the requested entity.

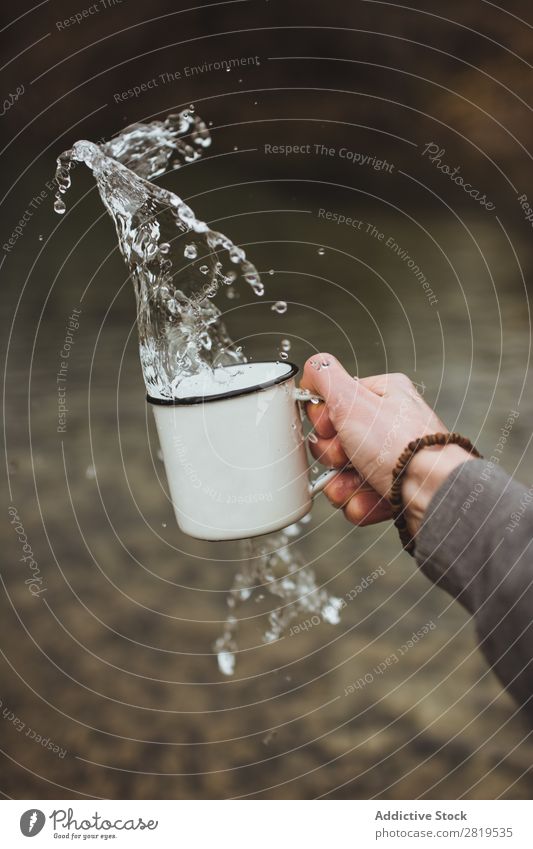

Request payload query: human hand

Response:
[300,354,471,530]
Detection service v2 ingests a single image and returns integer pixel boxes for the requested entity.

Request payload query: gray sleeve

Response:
[414,458,533,720]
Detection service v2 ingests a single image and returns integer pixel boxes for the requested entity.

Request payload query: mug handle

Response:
[293,387,350,500]
[293,387,324,405]
[309,467,341,498]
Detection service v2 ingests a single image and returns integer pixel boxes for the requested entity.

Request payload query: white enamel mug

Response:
[147,361,339,540]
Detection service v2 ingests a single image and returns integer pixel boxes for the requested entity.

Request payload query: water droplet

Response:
[268,269,274,275]
[317,247,325,255]
[226,286,236,299]
[279,351,288,360]
[262,730,277,745]
[233,145,238,151]
[271,301,287,314]
[217,651,235,676]
[281,339,291,352]
[310,359,321,371]
[300,513,312,524]
[311,464,319,474]
[159,242,170,254]
[310,397,320,405]
[177,202,195,224]
[199,264,209,275]
[229,246,245,263]
[199,330,212,349]
[308,432,318,444]
[184,243,197,259]
[161,522,167,528]
[85,465,96,479]
[38,234,44,241]
[54,198,66,215]
[321,359,331,368]
[167,298,180,314]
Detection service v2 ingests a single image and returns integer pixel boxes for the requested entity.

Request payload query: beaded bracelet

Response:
[389,432,482,556]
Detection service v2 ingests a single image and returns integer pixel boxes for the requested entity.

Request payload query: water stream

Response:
[54,110,341,673]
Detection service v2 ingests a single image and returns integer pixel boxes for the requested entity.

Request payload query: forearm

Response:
[410,457,533,720]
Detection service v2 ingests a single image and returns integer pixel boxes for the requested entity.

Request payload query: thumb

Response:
[300,353,359,407]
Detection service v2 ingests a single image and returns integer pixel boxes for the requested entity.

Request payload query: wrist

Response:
[402,444,475,537]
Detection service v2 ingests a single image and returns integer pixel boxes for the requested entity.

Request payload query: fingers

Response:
[300,354,383,438]
[306,401,336,439]
[359,372,415,397]
[309,434,350,467]
[344,492,392,526]
[300,353,359,407]
[323,468,365,506]
[358,374,388,396]
[323,469,392,526]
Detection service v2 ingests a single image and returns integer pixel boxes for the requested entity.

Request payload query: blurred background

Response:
[1,0,533,799]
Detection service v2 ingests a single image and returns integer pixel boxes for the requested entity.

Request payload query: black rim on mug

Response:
[146,361,300,407]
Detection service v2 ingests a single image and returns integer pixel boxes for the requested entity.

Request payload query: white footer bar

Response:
[2,799,530,847]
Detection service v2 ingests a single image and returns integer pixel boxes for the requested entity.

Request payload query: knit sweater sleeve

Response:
[414,459,533,720]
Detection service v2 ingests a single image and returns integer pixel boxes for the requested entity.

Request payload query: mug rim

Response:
[146,361,299,406]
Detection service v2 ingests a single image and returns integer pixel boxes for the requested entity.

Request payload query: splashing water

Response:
[214,531,343,666]
[54,110,341,673]
[54,111,262,399]
[278,338,291,361]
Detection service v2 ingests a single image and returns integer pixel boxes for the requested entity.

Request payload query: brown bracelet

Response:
[389,432,482,556]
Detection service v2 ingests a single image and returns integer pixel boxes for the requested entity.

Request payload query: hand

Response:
[300,354,473,532]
